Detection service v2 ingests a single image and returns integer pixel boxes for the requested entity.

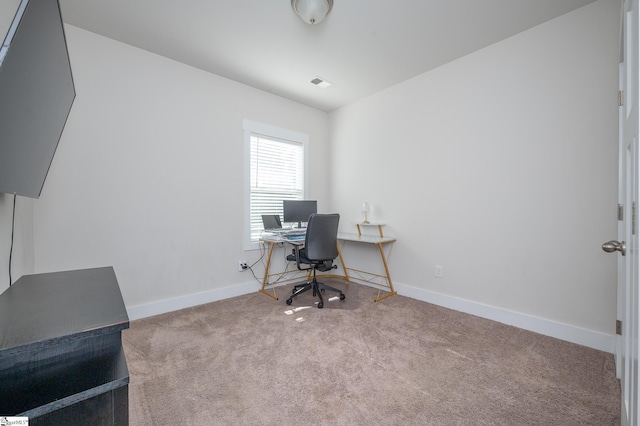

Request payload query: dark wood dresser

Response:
[0,267,130,425]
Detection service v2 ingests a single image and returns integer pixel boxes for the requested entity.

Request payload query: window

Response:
[244,120,308,248]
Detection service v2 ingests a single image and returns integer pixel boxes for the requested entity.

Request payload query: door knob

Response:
[602,240,626,256]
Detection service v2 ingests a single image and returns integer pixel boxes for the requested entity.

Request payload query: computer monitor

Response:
[283,200,317,228]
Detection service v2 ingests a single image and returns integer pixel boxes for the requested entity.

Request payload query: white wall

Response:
[12,0,620,351]
[329,0,619,349]
[31,25,330,313]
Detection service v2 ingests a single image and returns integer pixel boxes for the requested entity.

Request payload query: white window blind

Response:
[244,120,307,247]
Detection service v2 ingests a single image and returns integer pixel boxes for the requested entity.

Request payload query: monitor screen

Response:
[261,214,282,230]
[283,200,317,228]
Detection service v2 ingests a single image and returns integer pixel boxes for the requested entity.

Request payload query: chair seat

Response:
[286,251,334,272]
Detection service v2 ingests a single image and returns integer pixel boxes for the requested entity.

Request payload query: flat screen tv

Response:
[0,0,75,199]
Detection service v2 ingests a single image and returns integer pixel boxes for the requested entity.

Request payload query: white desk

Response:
[259,231,397,303]
[335,232,397,302]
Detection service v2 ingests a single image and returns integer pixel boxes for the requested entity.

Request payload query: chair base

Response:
[286,279,345,309]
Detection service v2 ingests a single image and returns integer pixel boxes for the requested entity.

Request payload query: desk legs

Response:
[259,241,279,300]
[373,242,397,302]
[337,241,397,303]
[259,240,397,303]
[259,241,313,300]
[336,242,349,282]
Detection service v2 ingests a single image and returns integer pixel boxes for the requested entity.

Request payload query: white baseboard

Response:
[126,280,615,354]
[126,281,257,321]
[394,282,615,354]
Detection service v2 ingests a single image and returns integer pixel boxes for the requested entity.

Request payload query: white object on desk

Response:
[361,202,371,224]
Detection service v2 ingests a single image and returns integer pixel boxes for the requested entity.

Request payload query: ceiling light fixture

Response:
[291,0,334,25]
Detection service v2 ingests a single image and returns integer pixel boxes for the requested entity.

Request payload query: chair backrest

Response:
[304,213,340,261]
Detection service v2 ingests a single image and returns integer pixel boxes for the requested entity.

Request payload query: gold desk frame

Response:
[259,229,397,303]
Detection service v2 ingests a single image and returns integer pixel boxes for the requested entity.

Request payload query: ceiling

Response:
[57,0,598,112]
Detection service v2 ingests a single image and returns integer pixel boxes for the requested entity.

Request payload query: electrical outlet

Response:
[435,265,444,278]
[239,260,248,271]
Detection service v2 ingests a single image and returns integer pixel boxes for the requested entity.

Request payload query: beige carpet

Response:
[122,280,620,425]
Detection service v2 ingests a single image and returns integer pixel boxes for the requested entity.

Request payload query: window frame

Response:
[243,119,309,250]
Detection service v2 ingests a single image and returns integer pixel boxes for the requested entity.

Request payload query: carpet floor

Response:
[122,280,620,425]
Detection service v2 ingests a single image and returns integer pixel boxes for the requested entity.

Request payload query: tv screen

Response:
[0,0,75,199]
[283,200,317,228]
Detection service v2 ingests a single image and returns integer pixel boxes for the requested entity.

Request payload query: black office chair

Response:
[286,213,345,309]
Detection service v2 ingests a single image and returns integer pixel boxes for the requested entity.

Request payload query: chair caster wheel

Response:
[339,293,345,300]
[286,299,292,305]
[318,302,323,309]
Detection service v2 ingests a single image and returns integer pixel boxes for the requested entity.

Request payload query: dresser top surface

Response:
[0,267,129,352]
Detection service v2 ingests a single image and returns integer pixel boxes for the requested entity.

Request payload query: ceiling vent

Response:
[310,77,331,88]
